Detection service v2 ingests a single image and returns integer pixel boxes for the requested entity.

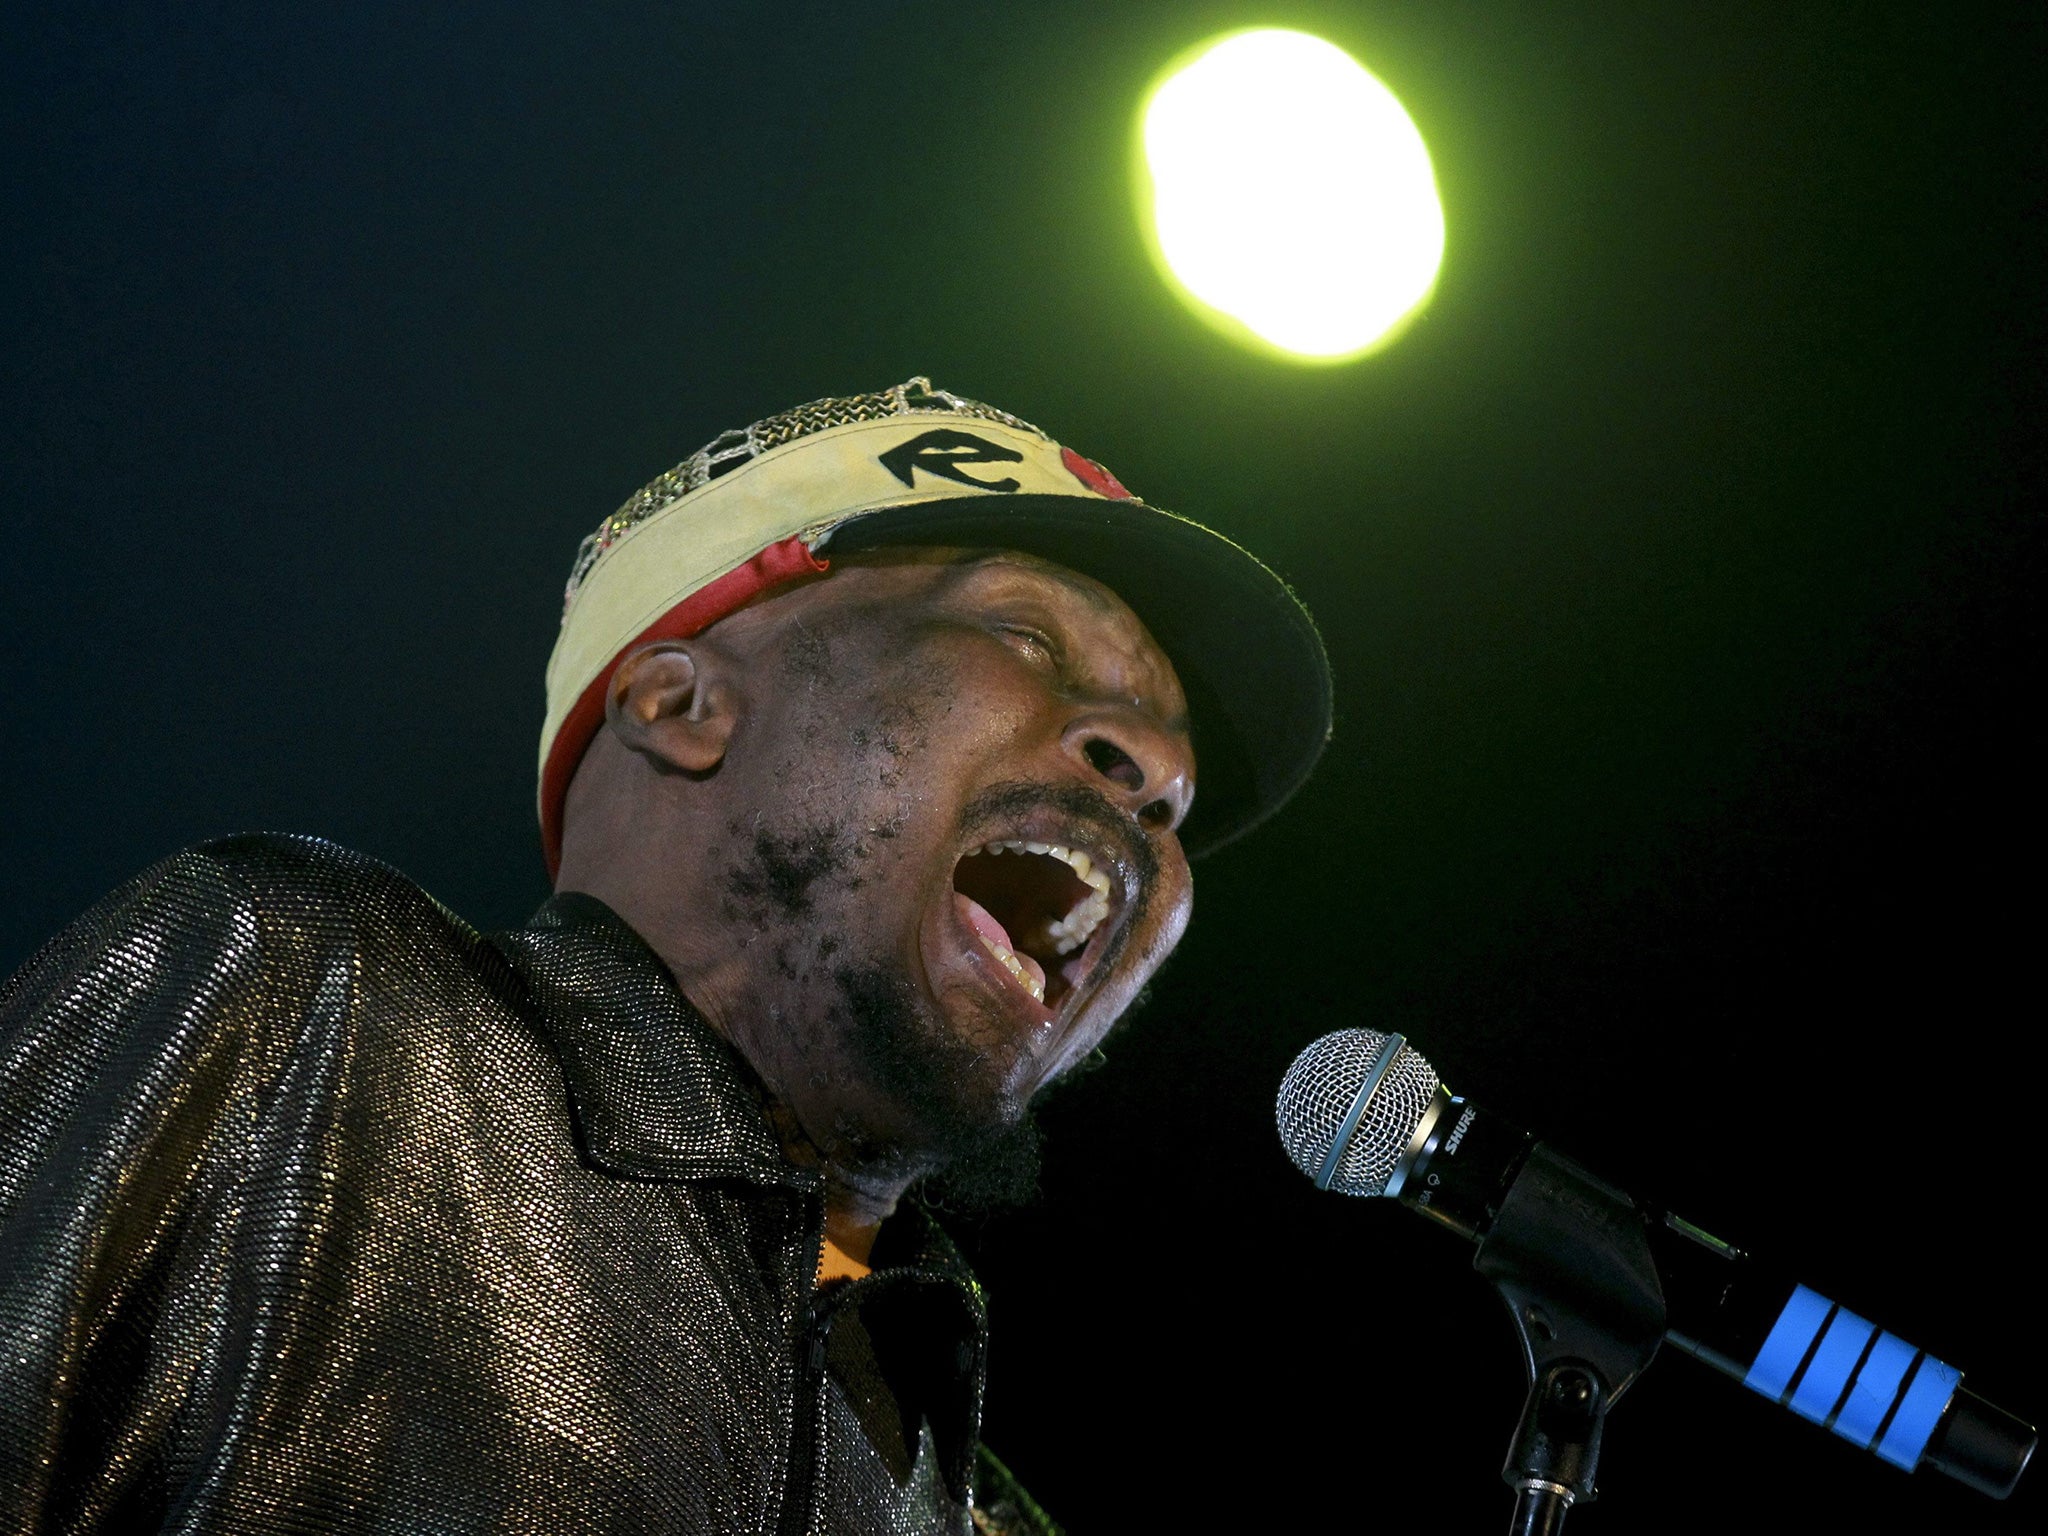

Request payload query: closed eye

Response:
[997,623,1062,668]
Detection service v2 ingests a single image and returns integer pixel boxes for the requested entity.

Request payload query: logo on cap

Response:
[878,428,1024,493]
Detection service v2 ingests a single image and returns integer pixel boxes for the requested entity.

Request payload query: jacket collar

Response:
[824,1202,990,1497]
[490,892,816,1191]
[491,894,990,1494]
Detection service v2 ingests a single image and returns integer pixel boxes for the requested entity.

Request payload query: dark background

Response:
[4,2,2041,1529]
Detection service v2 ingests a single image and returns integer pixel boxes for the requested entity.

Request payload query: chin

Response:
[830,963,1029,1145]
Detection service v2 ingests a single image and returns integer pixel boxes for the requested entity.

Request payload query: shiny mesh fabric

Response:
[0,835,1057,1535]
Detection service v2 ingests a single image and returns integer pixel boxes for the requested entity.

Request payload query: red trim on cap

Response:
[1059,445,1134,501]
[540,534,829,878]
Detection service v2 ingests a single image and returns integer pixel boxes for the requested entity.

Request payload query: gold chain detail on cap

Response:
[562,378,1050,621]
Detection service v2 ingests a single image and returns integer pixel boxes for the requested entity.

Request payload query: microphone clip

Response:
[1475,1143,1668,1534]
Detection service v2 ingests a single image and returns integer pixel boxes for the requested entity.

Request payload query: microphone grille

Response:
[1276,1028,1441,1198]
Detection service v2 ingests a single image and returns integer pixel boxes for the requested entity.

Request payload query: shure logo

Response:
[1444,1105,1476,1155]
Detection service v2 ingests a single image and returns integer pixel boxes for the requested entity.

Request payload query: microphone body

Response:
[1280,1032,2035,1501]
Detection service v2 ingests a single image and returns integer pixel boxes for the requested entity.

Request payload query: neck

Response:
[822,1178,900,1265]
[744,1068,928,1268]
[556,820,933,1265]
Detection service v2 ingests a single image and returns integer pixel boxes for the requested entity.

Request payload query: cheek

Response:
[1151,875,1193,956]
[817,635,1040,785]
[852,691,1060,836]
[1120,867,1193,994]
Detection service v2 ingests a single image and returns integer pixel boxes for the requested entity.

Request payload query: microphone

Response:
[1276,1028,2036,1502]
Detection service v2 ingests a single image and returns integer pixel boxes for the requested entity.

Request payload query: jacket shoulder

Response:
[159,832,479,944]
[177,830,444,903]
[2,833,477,1033]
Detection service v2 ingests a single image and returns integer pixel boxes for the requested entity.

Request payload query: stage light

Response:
[1138,29,1445,362]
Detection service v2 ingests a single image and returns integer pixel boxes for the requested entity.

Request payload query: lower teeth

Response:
[978,935,1045,1003]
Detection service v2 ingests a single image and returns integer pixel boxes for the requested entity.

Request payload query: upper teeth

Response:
[963,839,1115,956]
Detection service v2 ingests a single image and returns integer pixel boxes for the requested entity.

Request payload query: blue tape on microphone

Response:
[1744,1284,1961,1468]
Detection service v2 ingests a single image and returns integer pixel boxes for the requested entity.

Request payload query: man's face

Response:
[700,549,1195,1182]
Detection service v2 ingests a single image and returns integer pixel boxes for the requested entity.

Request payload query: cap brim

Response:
[824,494,1332,858]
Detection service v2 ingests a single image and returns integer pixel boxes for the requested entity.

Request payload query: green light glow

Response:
[1138,29,1445,362]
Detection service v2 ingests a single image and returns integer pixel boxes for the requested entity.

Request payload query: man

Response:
[0,380,1330,1533]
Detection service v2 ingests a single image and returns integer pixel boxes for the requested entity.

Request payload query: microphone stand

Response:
[1472,1144,1667,1534]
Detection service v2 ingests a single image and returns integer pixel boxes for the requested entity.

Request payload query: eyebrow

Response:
[948,549,1124,618]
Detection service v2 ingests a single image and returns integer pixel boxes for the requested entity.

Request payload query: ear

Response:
[605,641,739,774]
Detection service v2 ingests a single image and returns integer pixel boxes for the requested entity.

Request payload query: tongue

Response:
[955,892,1048,996]
[956,891,1014,951]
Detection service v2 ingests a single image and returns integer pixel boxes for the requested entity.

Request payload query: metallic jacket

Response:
[0,835,1057,1534]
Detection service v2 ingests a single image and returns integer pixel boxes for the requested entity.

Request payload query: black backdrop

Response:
[4,3,2041,1530]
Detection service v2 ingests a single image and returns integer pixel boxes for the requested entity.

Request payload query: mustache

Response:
[956,778,1161,904]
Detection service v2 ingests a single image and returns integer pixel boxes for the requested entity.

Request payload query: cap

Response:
[541,378,1331,873]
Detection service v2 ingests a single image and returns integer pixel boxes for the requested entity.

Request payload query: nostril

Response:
[1083,737,1145,793]
[1137,798,1174,829]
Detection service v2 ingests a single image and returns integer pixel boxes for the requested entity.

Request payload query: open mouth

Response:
[951,839,1117,1009]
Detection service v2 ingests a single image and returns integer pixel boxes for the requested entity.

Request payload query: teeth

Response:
[1047,883,1111,955]
[971,837,1115,957]
[977,935,1045,1003]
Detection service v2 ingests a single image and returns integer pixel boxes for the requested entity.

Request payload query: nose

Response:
[1061,708,1194,833]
